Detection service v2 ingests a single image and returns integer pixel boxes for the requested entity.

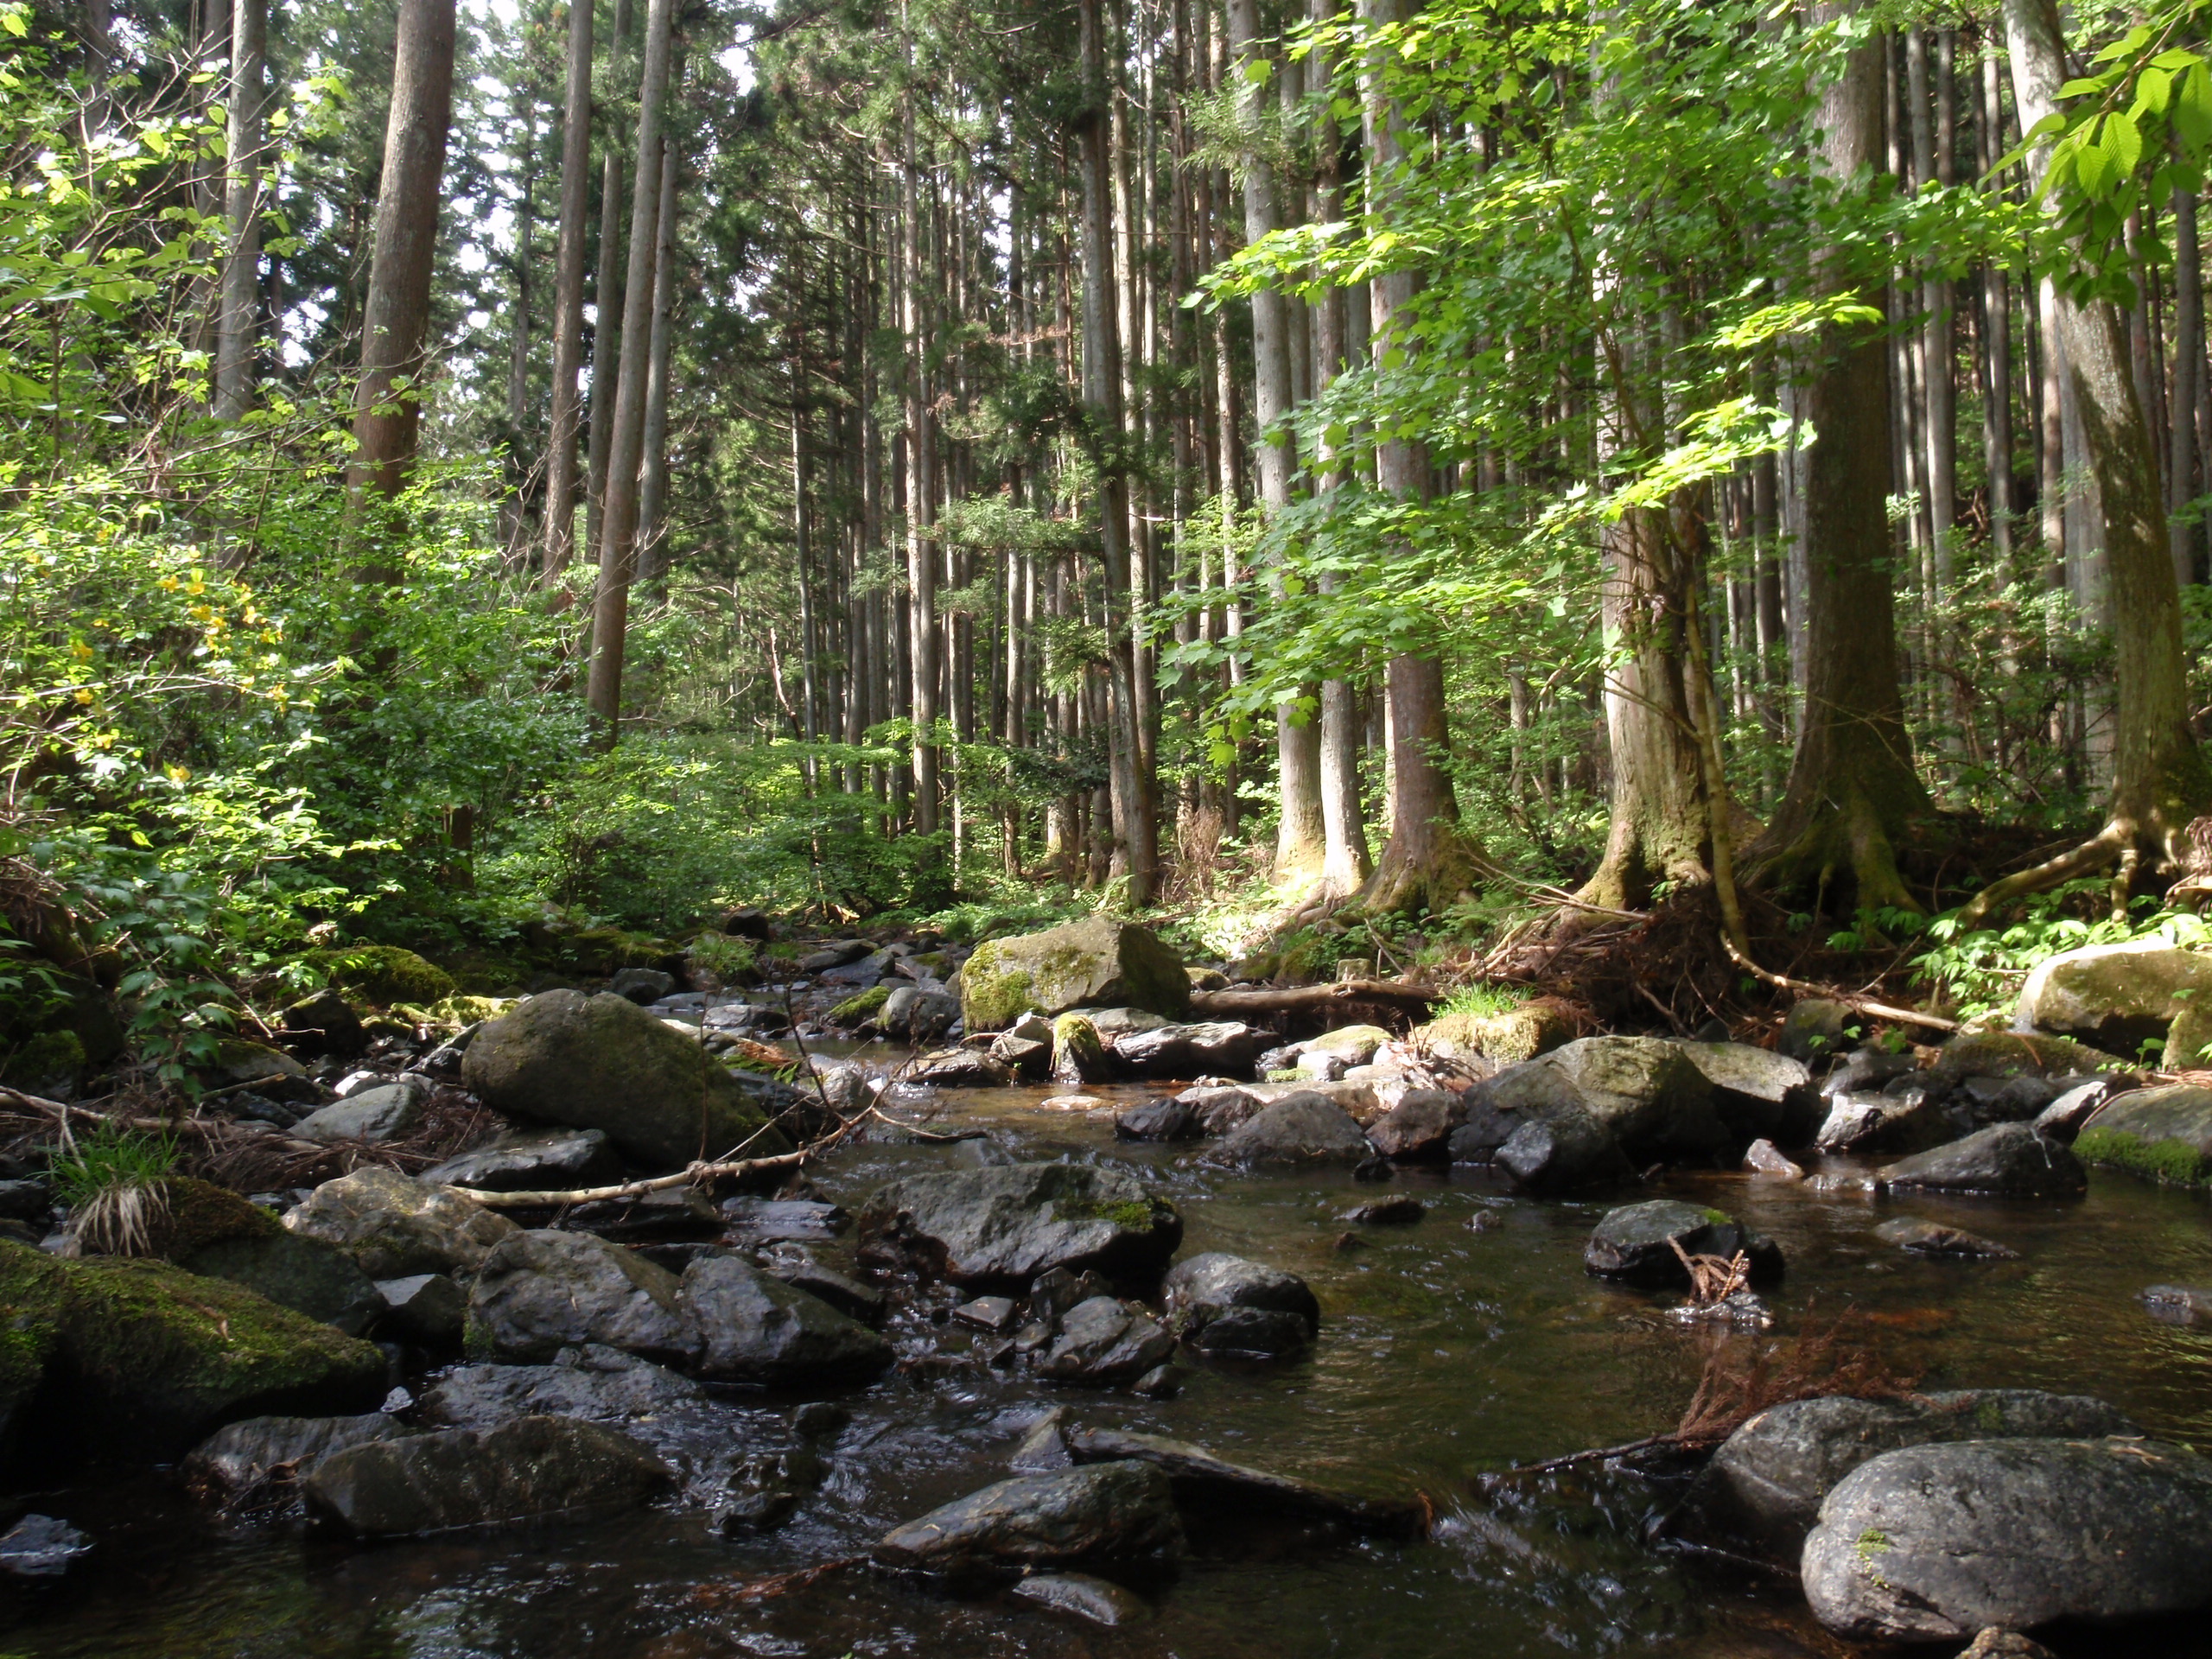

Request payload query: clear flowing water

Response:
[5,1081,2211,1659]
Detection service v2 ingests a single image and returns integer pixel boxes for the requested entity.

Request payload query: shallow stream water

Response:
[6,1075,2212,1659]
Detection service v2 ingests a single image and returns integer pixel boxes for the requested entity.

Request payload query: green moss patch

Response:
[143,1178,280,1261]
[313,944,456,1007]
[829,983,893,1027]
[2075,1127,2212,1186]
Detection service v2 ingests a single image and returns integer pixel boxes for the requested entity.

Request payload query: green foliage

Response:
[1435,982,1527,1022]
[49,1122,178,1211]
[685,931,758,984]
[314,945,455,1007]
[1913,884,2212,1025]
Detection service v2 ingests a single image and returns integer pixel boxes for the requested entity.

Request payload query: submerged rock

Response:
[0,1515,92,1578]
[464,1230,696,1365]
[1802,1436,2212,1642]
[1876,1123,2086,1198]
[856,1163,1181,1288]
[183,1412,413,1501]
[1012,1571,1150,1627]
[1583,1199,1782,1289]
[960,917,1190,1032]
[304,1414,675,1536]
[1211,1093,1371,1166]
[462,989,793,1170]
[1066,1426,1423,1538]
[679,1255,893,1385]
[1680,1389,2134,1564]
[717,1446,829,1531]
[1160,1253,1318,1359]
[2141,1283,2212,1325]
[872,1460,1183,1578]
[1872,1217,2018,1259]
[283,1167,518,1281]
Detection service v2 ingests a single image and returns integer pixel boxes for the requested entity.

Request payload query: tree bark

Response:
[213,0,266,424]
[1227,0,1325,888]
[2170,181,2202,587]
[585,0,635,563]
[1959,0,2212,925]
[347,0,456,512]
[582,0,677,735]
[1357,0,1479,916]
[899,22,941,844]
[1747,8,1929,914]
[634,123,680,582]
[541,0,594,582]
[1077,0,1156,902]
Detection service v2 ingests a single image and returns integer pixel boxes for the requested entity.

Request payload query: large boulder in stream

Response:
[873,1460,1184,1579]
[1366,1090,1466,1162]
[2018,938,2212,1064]
[2075,1084,2212,1186]
[464,1230,696,1365]
[959,917,1190,1032]
[1546,1037,1730,1159]
[1212,1093,1371,1166]
[678,1255,893,1385]
[1802,1436,2212,1642]
[461,989,793,1169]
[1876,1123,2087,1198]
[304,1414,675,1536]
[1676,1043,1821,1146]
[1161,1253,1319,1359]
[856,1163,1182,1288]
[1111,1020,1269,1078]
[0,1243,388,1463]
[284,1166,518,1280]
[1679,1389,2133,1565]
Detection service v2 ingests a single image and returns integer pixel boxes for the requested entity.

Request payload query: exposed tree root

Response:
[1952,817,2149,932]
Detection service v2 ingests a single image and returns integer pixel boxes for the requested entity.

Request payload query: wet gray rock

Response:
[1932,1030,2120,1084]
[292,1082,428,1146]
[1677,1042,1820,1145]
[420,1128,623,1193]
[1742,1139,1804,1179]
[1114,1097,1198,1141]
[1962,1072,2067,1127]
[1029,1266,1114,1321]
[954,1295,1018,1332]
[719,1197,849,1244]
[872,1460,1184,1579]
[1494,1108,1633,1194]
[1212,1093,1370,1166]
[1958,1634,2056,1659]
[757,1243,884,1325]
[610,968,676,1004]
[1010,1407,1075,1471]
[461,989,791,1171]
[464,1230,696,1365]
[183,1412,413,1499]
[1545,1037,1730,1160]
[798,941,871,973]
[855,1163,1182,1288]
[1583,1199,1782,1289]
[0,1516,92,1578]
[304,1414,675,1536]
[1366,1089,1466,1162]
[417,1344,703,1432]
[1178,1084,1265,1135]
[1680,1389,2133,1564]
[1342,1196,1425,1224]
[375,1273,466,1345]
[284,1167,518,1280]
[1802,1435,2212,1642]
[680,1255,894,1385]
[717,1446,828,1531]
[1877,1123,2086,1198]
[1815,1089,1948,1155]
[181,1230,385,1337]
[1160,1253,1318,1359]
[1872,1217,2018,1259]
[1067,1427,1424,1537]
[563,1185,723,1244]
[1030,1296,1176,1385]
[1012,1571,1150,1626]
[1820,1043,1916,1098]
[2031,1077,2113,1142]
[1112,1020,1269,1079]
[907,1047,1011,1089]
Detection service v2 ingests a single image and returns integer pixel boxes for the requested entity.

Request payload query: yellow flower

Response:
[156,575,179,592]
[166,764,191,783]
[73,688,92,703]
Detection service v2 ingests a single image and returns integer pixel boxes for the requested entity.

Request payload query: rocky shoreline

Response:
[0,918,2209,1651]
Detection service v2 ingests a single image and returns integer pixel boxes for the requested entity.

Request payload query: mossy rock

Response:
[2075,1084,2212,1186]
[960,917,1188,1033]
[1419,996,1576,1064]
[1930,1030,2120,1082]
[207,1038,308,1086]
[0,1245,70,1453]
[1,1029,86,1094]
[391,994,514,1033]
[560,928,682,977]
[829,983,893,1027]
[442,950,534,996]
[313,945,457,1008]
[143,1178,281,1261]
[56,1252,387,1458]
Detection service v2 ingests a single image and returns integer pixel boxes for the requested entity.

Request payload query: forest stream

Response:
[3,1063,2209,1659]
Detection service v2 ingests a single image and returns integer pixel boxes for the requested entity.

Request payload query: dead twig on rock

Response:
[1669,1238,1750,1307]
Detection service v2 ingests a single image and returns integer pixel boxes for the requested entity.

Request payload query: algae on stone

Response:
[311,945,456,1007]
[960,917,1188,1033]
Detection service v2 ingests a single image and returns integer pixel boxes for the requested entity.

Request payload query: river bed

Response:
[6,1077,2211,1658]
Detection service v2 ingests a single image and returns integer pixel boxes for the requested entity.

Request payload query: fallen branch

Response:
[443,1146,813,1209]
[1188,979,1440,1016]
[0,1087,316,1147]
